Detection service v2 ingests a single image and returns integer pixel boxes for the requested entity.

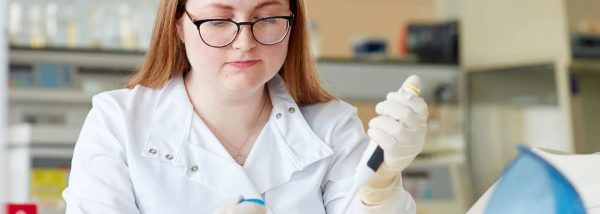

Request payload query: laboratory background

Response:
[1,0,600,213]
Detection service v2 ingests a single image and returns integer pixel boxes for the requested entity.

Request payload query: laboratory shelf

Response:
[9,47,460,101]
[9,88,92,104]
[571,59,600,73]
[8,124,81,146]
[317,60,459,101]
[9,47,145,70]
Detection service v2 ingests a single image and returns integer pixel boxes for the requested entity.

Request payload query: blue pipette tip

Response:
[237,198,265,206]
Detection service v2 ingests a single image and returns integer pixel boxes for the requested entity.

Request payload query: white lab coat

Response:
[62,74,416,214]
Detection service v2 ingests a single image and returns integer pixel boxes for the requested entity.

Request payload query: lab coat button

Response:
[149,148,157,154]
[288,107,296,113]
[276,113,282,119]
[191,165,199,172]
[166,154,174,160]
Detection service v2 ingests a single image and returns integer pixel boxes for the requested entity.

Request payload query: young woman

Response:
[62,0,428,213]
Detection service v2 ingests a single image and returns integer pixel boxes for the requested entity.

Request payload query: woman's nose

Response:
[231,25,257,50]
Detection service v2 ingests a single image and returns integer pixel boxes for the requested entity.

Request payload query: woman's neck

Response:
[183,71,272,147]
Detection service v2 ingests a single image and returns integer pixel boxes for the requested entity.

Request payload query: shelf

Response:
[571,58,600,73]
[9,47,145,69]
[318,57,458,66]
[9,88,92,104]
[9,47,457,68]
[8,124,81,146]
[318,61,459,101]
[8,47,460,102]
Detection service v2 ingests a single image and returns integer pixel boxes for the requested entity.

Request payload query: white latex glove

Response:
[367,75,428,172]
[212,196,267,214]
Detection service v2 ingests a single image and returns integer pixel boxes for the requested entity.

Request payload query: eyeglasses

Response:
[185,11,294,48]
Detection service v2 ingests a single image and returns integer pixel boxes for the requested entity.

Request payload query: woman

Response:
[62,0,428,213]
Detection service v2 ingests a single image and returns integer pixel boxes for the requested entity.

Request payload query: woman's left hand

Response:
[212,196,267,214]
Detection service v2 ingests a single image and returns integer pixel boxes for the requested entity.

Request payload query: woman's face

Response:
[179,0,291,93]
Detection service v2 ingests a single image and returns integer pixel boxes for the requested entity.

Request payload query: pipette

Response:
[339,75,422,214]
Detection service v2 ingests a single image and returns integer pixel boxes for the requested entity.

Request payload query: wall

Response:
[306,0,456,58]
[565,0,600,33]
[460,0,571,69]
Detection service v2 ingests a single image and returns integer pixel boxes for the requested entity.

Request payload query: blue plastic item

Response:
[237,198,265,206]
[486,145,586,214]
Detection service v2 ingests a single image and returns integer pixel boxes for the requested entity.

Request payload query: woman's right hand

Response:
[212,196,267,214]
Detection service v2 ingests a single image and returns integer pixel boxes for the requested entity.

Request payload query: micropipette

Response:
[339,75,422,214]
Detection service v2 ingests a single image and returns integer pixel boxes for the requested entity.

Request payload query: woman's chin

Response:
[223,77,265,92]
[220,68,276,92]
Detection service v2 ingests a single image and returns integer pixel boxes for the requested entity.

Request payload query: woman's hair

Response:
[127,0,335,105]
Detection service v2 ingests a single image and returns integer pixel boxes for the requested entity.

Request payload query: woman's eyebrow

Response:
[202,3,234,11]
[201,1,283,11]
[254,0,284,10]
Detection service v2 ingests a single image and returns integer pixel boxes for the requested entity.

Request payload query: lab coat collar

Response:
[245,74,334,194]
[265,74,334,168]
[141,74,333,197]
[141,75,194,164]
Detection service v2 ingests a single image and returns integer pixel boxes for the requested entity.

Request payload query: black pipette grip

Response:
[367,146,384,172]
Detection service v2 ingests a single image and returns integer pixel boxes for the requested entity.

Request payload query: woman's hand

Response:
[367,75,428,173]
[212,196,267,214]
[359,75,428,206]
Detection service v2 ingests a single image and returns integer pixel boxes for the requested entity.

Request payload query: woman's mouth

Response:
[227,60,260,69]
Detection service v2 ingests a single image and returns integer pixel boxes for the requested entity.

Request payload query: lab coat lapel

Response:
[141,75,193,164]
[140,74,261,198]
[243,75,334,195]
[140,74,334,198]
[178,142,262,198]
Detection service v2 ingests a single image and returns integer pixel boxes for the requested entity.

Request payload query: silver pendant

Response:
[234,153,246,164]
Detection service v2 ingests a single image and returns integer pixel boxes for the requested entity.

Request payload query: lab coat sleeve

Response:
[321,108,416,214]
[62,94,141,214]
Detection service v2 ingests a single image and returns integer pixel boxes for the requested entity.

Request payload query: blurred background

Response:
[1,0,600,213]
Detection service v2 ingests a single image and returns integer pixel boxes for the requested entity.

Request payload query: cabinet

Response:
[7,0,158,52]
[6,48,136,213]
[461,0,571,197]
[570,60,600,153]
[460,0,600,198]
[7,124,77,214]
[8,48,141,126]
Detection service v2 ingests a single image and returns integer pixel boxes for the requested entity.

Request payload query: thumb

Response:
[213,195,243,214]
[232,202,267,214]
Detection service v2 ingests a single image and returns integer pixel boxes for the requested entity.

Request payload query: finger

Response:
[386,92,428,118]
[213,195,243,214]
[369,116,402,134]
[375,100,424,127]
[367,127,396,151]
[389,127,427,150]
[233,202,267,214]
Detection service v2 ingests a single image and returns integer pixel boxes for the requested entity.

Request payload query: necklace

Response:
[226,92,268,165]
[194,89,268,165]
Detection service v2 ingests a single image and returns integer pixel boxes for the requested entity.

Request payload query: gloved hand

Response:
[359,75,428,206]
[212,196,267,214]
[367,75,428,172]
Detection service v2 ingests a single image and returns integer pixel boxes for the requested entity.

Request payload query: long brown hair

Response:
[127,0,335,105]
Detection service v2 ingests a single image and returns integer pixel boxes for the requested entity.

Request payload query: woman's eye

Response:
[263,18,279,24]
[209,21,228,27]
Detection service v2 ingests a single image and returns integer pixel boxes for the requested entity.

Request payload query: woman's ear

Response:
[176,17,185,43]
